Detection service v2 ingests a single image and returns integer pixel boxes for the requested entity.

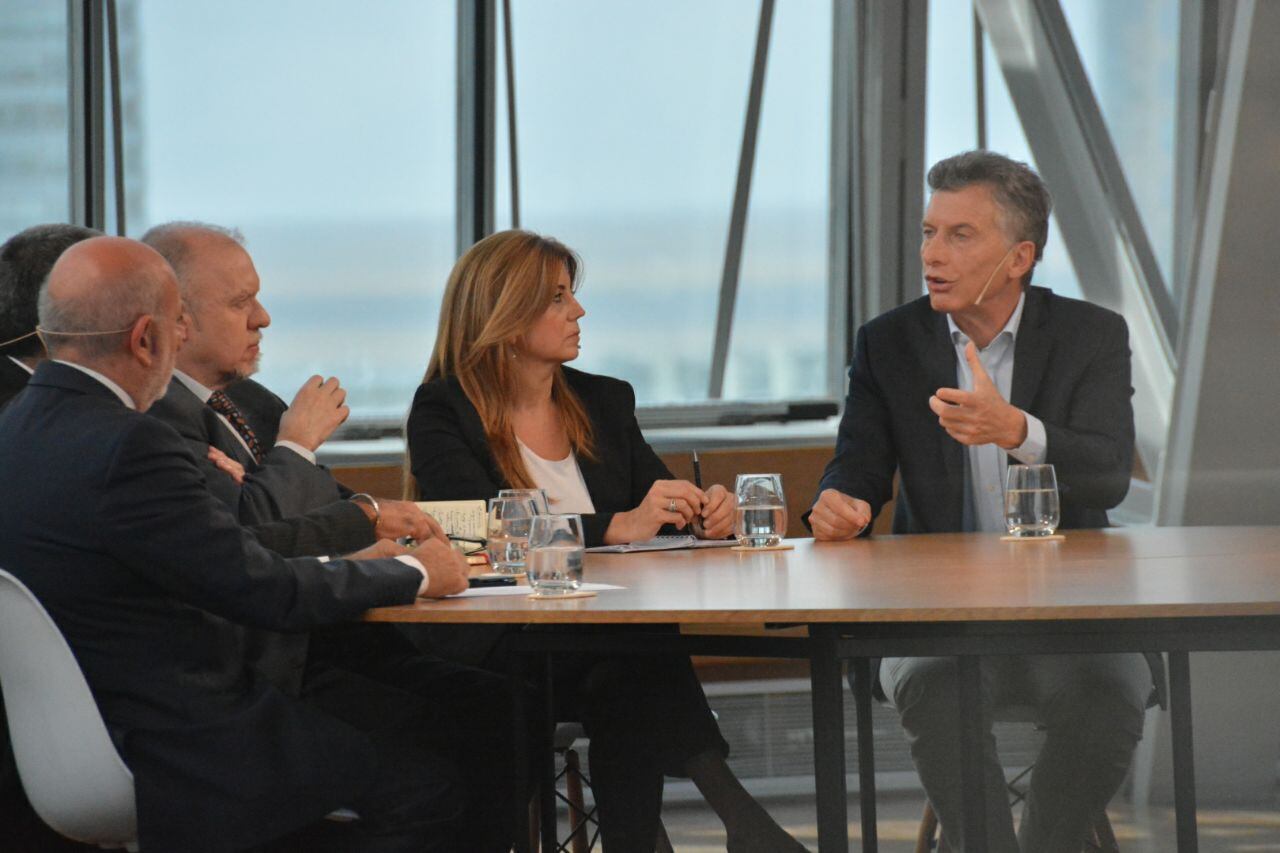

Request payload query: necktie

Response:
[207,390,265,464]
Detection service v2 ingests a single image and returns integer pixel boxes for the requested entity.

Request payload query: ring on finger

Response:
[667,498,678,513]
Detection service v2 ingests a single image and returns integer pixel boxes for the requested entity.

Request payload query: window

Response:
[494,0,832,405]
[0,2,69,238]
[127,0,455,422]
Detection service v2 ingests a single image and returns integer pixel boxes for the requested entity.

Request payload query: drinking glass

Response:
[526,514,585,594]
[734,473,787,548]
[1004,464,1061,537]
[497,488,550,514]
[486,496,537,573]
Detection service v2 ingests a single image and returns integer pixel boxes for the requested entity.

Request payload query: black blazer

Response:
[0,356,30,410]
[148,376,372,555]
[0,363,422,852]
[407,366,673,547]
[813,286,1134,533]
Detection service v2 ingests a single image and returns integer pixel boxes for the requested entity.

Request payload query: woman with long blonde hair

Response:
[406,230,806,853]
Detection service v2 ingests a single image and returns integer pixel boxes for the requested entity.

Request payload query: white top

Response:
[517,439,596,515]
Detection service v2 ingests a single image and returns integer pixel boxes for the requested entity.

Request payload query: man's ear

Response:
[129,315,156,367]
[1008,241,1036,281]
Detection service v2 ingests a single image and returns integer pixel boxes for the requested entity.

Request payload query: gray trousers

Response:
[880,653,1150,853]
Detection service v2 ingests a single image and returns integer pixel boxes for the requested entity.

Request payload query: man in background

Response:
[0,224,100,408]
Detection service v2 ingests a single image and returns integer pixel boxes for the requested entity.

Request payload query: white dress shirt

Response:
[53,359,136,409]
[9,355,34,376]
[517,439,597,515]
[945,293,1048,533]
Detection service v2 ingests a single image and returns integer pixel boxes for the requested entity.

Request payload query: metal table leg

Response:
[810,626,850,853]
[511,666,532,853]
[852,656,878,852]
[539,652,558,853]
[957,655,987,850]
[1168,651,1199,852]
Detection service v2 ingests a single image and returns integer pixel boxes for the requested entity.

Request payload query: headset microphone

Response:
[972,244,1019,307]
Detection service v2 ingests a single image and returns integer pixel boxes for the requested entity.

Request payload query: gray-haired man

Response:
[807,151,1156,852]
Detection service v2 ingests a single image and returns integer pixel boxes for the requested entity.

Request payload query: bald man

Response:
[0,237,512,852]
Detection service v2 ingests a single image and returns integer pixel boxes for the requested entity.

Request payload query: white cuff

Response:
[1009,412,1047,465]
[276,440,317,465]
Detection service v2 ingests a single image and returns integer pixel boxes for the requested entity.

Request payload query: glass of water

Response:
[526,514,585,594]
[734,473,787,548]
[1004,464,1061,537]
[486,496,537,573]
[498,488,550,514]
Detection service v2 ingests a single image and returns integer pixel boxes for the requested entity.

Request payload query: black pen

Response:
[690,450,706,536]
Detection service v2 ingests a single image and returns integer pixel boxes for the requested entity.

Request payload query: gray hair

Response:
[37,263,168,360]
[0,224,100,357]
[140,221,244,303]
[927,150,1052,280]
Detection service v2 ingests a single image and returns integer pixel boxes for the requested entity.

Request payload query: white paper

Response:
[415,500,487,541]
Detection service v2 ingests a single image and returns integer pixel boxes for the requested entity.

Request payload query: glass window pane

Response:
[496,0,831,405]
[129,1,455,421]
[1060,0,1178,291]
[925,1,1082,302]
[0,2,69,238]
[728,0,831,401]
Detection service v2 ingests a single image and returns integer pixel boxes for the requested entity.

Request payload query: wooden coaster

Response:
[1000,533,1066,542]
[527,590,597,600]
[730,543,795,552]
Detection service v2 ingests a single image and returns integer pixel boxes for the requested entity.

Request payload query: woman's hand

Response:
[603,479,706,544]
[696,484,735,539]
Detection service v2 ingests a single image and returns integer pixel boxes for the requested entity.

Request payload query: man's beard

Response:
[216,355,259,387]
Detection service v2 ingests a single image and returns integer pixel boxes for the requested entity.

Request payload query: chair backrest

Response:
[0,568,137,846]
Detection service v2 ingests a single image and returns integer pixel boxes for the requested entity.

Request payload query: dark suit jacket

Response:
[812,287,1163,701]
[0,363,423,852]
[814,286,1134,533]
[0,356,31,410]
[148,376,372,555]
[407,366,674,548]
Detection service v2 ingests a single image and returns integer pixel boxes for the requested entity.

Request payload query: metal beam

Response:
[456,0,496,256]
[67,0,105,230]
[1156,0,1280,526]
[826,0,858,399]
[975,0,1176,483]
[1172,0,1217,300]
[708,0,775,400]
[500,0,519,229]
[852,0,928,327]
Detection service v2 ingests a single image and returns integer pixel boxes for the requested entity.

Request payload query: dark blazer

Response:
[0,356,31,410]
[0,362,423,852]
[148,376,372,555]
[813,286,1134,533]
[407,366,673,547]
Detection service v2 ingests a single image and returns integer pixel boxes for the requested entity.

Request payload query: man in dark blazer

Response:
[0,223,103,851]
[0,224,101,409]
[0,236,507,852]
[808,151,1151,853]
[140,221,436,542]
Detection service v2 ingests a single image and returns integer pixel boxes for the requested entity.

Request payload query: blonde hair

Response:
[409,230,596,495]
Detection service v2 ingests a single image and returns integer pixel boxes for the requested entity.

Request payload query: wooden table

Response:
[367,526,1280,853]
